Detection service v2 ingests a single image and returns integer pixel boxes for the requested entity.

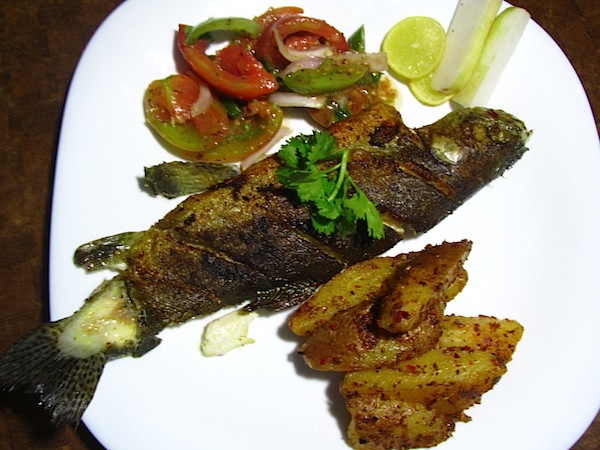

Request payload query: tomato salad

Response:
[143,6,389,164]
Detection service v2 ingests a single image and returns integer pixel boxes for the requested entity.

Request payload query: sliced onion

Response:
[279,55,325,76]
[190,80,212,117]
[268,92,328,109]
[329,51,389,72]
[274,29,334,62]
[240,126,293,171]
[280,51,388,80]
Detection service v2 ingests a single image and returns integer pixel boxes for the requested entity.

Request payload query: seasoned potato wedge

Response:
[377,240,472,334]
[438,315,524,363]
[289,256,406,337]
[346,395,455,450]
[341,347,508,416]
[290,241,471,337]
[291,240,523,450]
[298,298,444,371]
[444,265,468,302]
[296,241,475,371]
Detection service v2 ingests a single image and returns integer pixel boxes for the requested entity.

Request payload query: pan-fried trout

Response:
[0,103,529,426]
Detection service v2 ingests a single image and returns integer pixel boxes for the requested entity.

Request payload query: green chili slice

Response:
[348,25,366,52]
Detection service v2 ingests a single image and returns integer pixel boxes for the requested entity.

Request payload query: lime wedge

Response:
[382,16,446,80]
[409,72,455,106]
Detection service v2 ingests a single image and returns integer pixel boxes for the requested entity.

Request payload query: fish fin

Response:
[244,281,319,312]
[0,321,107,427]
[73,231,143,272]
[132,333,162,357]
[144,160,241,198]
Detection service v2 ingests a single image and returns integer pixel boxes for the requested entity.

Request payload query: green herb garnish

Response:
[276,131,384,239]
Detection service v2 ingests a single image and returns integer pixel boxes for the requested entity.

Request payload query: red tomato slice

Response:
[254,6,304,29]
[284,32,323,51]
[189,94,230,149]
[177,25,278,100]
[159,73,211,124]
[255,15,349,70]
[217,43,268,79]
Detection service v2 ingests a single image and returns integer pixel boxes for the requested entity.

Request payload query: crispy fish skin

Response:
[143,154,403,320]
[410,107,529,201]
[125,228,273,324]
[155,158,346,284]
[0,104,530,426]
[156,155,402,272]
[338,104,530,232]
[349,149,459,232]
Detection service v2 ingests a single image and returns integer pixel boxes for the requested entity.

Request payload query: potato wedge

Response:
[377,240,472,334]
[290,240,471,337]
[298,298,444,371]
[291,240,523,450]
[345,395,455,450]
[341,347,507,416]
[438,314,524,363]
[444,265,468,301]
[289,256,406,337]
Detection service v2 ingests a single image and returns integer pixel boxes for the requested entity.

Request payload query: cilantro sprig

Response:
[276,130,384,239]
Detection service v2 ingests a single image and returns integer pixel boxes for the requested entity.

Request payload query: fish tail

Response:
[0,320,107,426]
[0,276,155,426]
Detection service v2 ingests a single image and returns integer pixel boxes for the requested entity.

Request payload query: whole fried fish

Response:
[0,103,529,426]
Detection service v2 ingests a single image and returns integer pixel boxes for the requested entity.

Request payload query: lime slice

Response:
[382,16,446,80]
[409,72,455,106]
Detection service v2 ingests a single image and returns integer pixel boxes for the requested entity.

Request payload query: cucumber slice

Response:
[430,0,502,94]
[452,7,530,107]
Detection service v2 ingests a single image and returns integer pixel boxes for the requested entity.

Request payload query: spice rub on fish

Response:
[339,104,529,233]
[0,103,529,427]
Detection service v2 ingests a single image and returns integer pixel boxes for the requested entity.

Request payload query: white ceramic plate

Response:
[49,0,600,449]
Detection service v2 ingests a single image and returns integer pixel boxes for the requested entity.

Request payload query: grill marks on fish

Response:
[148,153,403,321]
[157,161,345,282]
[128,147,406,325]
[0,103,530,427]
[348,148,459,233]
[330,103,461,233]
[125,228,271,324]
[411,108,529,201]
[330,104,529,233]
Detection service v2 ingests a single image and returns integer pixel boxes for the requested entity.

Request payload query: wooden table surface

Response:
[0,1,598,449]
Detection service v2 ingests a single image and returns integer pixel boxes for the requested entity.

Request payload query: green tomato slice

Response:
[283,59,369,95]
[144,76,228,152]
[196,101,284,163]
